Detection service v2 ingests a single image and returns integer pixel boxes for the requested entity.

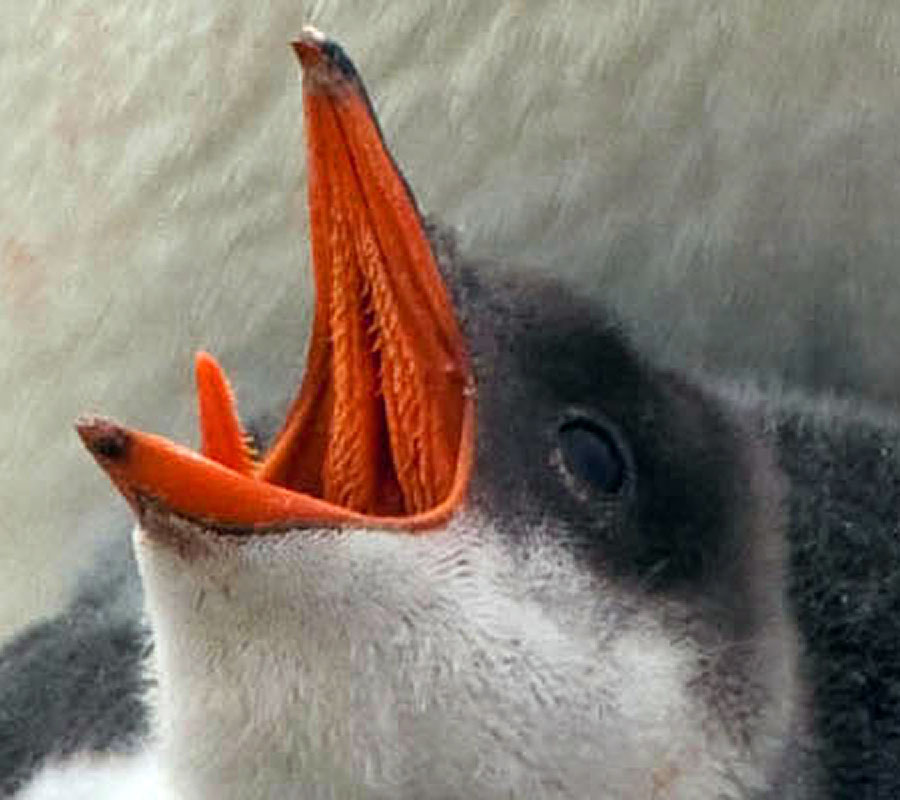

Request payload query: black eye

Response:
[558,419,627,495]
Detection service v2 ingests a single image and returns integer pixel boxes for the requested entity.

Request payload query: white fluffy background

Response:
[2,1,900,640]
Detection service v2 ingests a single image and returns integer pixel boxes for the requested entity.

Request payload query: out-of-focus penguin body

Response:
[766,392,900,796]
[0,545,149,797]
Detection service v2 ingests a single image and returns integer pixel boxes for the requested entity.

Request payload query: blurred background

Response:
[2,0,899,642]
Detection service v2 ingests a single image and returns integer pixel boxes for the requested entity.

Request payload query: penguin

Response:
[2,26,899,799]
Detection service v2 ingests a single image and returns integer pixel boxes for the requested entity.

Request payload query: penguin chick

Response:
[11,28,900,800]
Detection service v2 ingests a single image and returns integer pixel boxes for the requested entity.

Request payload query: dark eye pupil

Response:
[559,420,625,494]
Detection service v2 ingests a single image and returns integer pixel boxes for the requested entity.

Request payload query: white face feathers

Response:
[135,495,802,800]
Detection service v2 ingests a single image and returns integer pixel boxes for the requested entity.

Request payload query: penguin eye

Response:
[558,419,627,495]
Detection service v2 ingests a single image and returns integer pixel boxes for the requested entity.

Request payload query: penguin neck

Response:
[136,512,523,798]
[133,497,807,800]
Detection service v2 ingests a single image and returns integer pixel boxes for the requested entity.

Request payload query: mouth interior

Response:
[77,28,474,532]
[258,37,469,516]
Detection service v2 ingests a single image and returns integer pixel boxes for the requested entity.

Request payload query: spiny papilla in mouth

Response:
[77,27,475,533]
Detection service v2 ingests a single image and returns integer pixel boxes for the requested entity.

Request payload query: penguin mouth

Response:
[77,28,475,533]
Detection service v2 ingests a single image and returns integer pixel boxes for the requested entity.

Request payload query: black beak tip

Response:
[292,26,359,84]
[75,415,131,462]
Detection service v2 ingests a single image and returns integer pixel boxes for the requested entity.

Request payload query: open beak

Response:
[77,27,475,533]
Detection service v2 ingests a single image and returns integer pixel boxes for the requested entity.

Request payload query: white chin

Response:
[132,511,796,800]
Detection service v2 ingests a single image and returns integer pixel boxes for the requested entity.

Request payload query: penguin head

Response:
[78,29,803,799]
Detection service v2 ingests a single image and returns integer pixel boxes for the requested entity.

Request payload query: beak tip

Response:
[75,415,132,464]
[292,25,326,67]
[292,26,358,88]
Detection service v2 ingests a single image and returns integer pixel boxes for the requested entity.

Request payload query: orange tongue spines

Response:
[321,218,382,512]
[338,95,467,513]
[259,82,389,514]
[315,87,462,515]
[259,32,470,517]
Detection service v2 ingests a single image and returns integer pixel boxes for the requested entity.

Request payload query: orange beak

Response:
[77,27,475,533]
